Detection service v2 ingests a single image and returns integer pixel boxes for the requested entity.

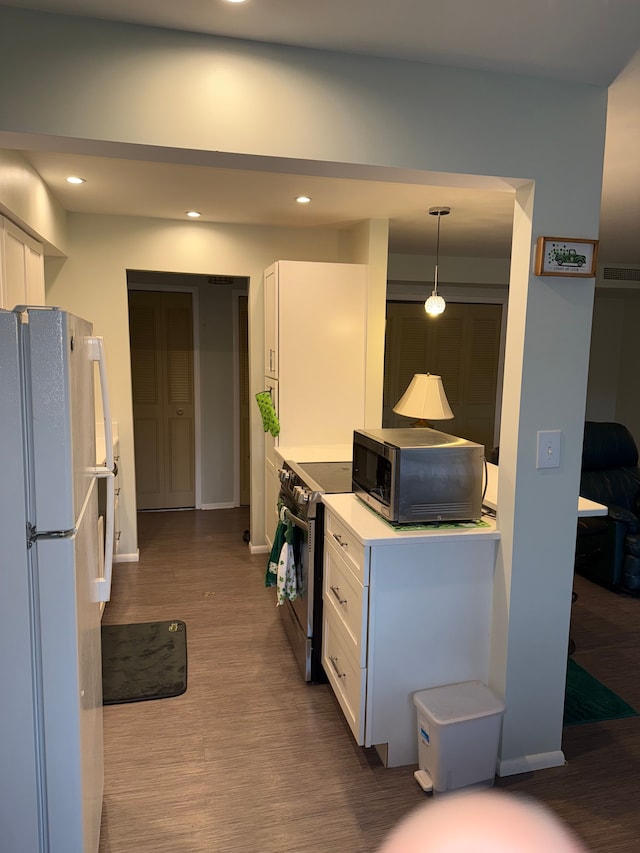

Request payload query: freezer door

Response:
[24,308,97,533]
[35,478,104,853]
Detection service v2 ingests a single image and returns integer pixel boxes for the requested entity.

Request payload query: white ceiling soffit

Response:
[21,149,517,258]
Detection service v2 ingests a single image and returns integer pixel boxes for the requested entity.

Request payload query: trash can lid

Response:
[413,680,505,725]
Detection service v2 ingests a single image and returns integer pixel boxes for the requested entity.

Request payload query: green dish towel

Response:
[266,513,286,587]
[256,391,280,437]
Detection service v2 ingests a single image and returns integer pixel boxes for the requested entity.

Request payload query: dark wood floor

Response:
[99,509,640,852]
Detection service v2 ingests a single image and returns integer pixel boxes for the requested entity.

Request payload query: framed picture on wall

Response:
[535,237,599,277]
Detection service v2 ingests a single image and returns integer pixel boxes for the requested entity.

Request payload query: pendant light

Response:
[424,205,450,316]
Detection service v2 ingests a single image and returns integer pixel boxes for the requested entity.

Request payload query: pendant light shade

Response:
[424,293,446,315]
[425,206,450,316]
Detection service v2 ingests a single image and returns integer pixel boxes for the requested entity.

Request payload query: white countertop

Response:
[323,493,499,546]
[483,462,607,518]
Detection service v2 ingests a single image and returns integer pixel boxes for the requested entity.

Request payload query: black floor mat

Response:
[101,620,187,705]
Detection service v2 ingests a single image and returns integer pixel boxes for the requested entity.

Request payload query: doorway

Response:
[383,300,503,449]
[129,289,196,509]
[127,272,250,513]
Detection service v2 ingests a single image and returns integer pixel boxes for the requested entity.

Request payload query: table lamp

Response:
[393,373,454,427]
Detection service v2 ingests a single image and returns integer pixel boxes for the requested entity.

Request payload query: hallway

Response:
[99,509,423,852]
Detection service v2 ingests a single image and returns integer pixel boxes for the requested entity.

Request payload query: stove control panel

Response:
[278,465,322,506]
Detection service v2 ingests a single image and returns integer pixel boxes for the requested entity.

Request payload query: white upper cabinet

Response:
[264,264,278,379]
[263,260,367,448]
[0,216,45,311]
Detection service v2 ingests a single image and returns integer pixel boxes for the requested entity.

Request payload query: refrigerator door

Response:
[36,488,104,853]
[1,307,105,852]
[0,310,43,852]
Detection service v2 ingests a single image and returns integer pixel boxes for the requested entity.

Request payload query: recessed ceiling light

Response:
[295,196,311,204]
[66,176,86,185]
[186,211,201,218]
[226,0,247,4]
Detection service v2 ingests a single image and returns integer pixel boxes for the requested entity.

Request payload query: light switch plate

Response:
[537,430,561,469]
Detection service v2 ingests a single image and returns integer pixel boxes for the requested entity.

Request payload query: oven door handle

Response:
[282,507,309,533]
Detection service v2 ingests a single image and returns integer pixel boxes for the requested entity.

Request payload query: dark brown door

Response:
[129,290,195,509]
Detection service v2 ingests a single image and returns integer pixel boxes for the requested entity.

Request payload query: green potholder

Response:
[256,391,280,437]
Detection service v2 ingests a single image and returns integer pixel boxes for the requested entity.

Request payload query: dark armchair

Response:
[576,421,640,594]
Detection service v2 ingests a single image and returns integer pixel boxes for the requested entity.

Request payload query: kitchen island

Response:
[321,492,500,768]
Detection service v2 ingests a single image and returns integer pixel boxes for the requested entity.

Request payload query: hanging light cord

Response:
[425,206,450,316]
[434,209,442,296]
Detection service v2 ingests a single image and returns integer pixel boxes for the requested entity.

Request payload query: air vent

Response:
[602,267,640,282]
[208,275,236,286]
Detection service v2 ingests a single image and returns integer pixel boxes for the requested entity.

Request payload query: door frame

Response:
[126,280,203,509]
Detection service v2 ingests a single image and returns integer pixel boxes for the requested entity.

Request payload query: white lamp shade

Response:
[393,373,454,420]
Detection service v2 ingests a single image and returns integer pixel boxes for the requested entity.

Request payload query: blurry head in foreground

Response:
[378,789,587,853]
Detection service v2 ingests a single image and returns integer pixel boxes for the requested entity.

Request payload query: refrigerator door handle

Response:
[87,334,115,602]
[93,468,115,602]
[87,335,114,472]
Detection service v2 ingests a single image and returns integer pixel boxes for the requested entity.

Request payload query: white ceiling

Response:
[3,0,640,263]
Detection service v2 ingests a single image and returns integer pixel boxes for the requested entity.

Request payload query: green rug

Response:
[564,658,638,726]
[102,620,187,705]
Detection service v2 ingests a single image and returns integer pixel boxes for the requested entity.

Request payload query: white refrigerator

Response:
[0,307,115,853]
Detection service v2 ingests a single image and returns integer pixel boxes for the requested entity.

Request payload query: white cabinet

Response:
[322,493,499,768]
[97,426,121,560]
[262,260,367,543]
[263,260,367,448]
[112,438,121,559]
[0,216,45,310]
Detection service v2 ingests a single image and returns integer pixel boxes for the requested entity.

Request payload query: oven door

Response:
[277,495,315,680]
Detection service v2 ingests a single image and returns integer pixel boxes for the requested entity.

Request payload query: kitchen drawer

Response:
[322,608,366,745]
[325,511,368,584]
[324,537,368,666]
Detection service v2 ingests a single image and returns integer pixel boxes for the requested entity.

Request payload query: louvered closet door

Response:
[129,290,195,510]
[384,302,502,450]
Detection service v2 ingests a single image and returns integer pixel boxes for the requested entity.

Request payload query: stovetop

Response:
[280,459,353,500]
[295,461,353,494]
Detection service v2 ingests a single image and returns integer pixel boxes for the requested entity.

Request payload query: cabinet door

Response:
[322,608,366,744]
[0,217,45,310]
[264,264,278,378]
[324,536,368,666]
[277,261,367,446]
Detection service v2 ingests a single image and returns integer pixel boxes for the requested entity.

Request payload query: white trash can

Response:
[413,681,505,794]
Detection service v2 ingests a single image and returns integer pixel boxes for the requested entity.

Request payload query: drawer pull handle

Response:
[330,585,347,605]
[329,655,346,679]
[333,533,348,549]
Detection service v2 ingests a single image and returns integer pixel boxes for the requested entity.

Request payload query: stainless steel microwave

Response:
[352,427,484,524]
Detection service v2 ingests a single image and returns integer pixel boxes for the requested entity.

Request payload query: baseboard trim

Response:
[497,750,566,777]
[113,551,140,563]
[249,543,270,555]
[201,501,236,510]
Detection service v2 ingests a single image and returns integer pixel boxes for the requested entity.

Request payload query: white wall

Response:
[0,149,67,254]
[0,7,610,774]
[45,213,352,558]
